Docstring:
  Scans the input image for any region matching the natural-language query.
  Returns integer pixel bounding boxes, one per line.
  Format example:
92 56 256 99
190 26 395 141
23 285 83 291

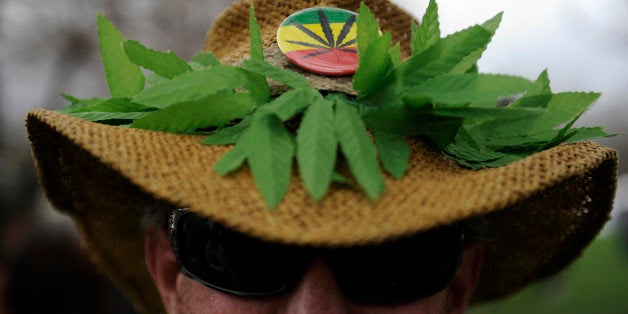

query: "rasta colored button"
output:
277 7 358 76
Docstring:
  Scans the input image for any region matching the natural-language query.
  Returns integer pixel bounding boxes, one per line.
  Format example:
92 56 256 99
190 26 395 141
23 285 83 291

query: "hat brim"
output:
27 109 616 311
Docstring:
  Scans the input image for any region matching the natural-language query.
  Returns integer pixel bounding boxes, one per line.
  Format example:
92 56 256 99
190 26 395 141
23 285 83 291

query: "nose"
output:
281 259 348 313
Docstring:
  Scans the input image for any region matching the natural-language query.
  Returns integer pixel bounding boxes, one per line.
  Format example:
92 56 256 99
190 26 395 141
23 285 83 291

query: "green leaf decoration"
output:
450 12 502 74
69 98 151 113
389 43 401 66
58 96 106 114
243 59 311 89
564 127 612 143
69 111 150 122
262 88 319 121
57 4 611 207
411 0 440 55
473 92 601 139
188 52 221 70
202 118 252 145
296 98 337 200
354 32 393 97
146 73 169 86
364 106 461 139
96 14 145 98
374 131 410 179
214 145 247 175
403 74 534 107
357 2 380 61
123 40 191 79
398 25 493 87
249 4 264 61
510 70 552 108
240 111 295 208
130 93 257 132
132 65 269 108
335 100 385 200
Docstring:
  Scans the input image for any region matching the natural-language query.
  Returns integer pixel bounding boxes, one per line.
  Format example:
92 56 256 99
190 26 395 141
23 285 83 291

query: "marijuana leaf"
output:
96 14 145 98
335 100 385 200
249 4 264 61
296 97 337 200
188 52 221 70
374 131 410 179
214 145 247 176
240 110 295 208
123 40 191 79
130 93 257 132
403 74 534 107
203 118 252 145
412 0 440 55
132 65 269 108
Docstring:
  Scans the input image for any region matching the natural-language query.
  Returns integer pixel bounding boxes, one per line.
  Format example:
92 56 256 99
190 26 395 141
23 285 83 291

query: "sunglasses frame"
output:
168 208 465 304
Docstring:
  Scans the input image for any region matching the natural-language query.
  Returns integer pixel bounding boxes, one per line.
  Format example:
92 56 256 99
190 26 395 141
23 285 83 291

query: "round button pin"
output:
277 7 358 76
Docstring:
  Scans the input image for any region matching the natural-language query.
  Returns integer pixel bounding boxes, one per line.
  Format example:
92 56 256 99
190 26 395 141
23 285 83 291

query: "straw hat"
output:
26 0 617 313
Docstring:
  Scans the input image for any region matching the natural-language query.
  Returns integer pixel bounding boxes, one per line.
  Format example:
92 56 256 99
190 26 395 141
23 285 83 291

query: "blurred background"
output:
0 0 626 312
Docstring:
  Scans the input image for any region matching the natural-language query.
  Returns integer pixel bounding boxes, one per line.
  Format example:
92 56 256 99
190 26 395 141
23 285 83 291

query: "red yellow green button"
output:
277 7 358 76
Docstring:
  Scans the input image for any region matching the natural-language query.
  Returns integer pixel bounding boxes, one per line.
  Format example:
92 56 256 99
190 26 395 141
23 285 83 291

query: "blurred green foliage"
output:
470 232 628 314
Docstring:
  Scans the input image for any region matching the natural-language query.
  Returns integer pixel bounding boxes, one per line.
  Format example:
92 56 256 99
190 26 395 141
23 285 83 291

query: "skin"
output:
146 227 483 314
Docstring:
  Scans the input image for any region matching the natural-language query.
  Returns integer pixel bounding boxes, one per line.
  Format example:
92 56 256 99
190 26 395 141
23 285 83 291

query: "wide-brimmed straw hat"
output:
26 0 617 313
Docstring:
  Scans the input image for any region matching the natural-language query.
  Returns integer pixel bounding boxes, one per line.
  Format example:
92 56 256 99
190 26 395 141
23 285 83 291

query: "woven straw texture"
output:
27 109 616 312
25 0 618 313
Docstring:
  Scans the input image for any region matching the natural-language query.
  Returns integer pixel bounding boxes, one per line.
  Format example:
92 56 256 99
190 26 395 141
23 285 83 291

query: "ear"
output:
145 227 183 313
447 243 484 314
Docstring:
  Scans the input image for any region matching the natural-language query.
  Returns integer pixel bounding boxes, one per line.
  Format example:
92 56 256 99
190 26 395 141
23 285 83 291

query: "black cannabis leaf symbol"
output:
287 9 357 58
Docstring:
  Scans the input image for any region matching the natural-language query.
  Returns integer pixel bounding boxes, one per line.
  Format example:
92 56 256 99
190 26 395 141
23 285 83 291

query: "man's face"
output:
145 212 483 314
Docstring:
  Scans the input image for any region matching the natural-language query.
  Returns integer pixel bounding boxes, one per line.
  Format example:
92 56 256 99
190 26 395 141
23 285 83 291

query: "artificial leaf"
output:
411 0 440 55
397 24 493 87
189 52 221 70
390 43 401 66
131 93 257 132
357 2 380 61
240 111 294 208
296 98 337 200
430 106 542 120
472 92 601 138
403 74 534 107
527 69 552 96
146 73 168 86
262 88 319 121
214 145 247 175
364 106 462 148
123 40 191 79
70 98 152 113
335 100 385 199
249 5 264 61
96 14 145 98
332 171 349 184
510 70 552 108
450 12 503 74
69 111 150 122
374 131 410 179
354 32 393 97
243 59 311 89
203 118 252 145
58 96 106 114
132 65 269 108
564 127 612 143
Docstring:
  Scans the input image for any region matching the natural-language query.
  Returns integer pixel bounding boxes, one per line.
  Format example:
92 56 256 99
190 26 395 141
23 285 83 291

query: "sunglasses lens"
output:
327 227 464 304
172 211 307 296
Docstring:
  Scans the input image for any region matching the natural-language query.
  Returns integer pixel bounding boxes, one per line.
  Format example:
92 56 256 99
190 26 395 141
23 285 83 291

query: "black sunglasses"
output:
168 208 464 305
